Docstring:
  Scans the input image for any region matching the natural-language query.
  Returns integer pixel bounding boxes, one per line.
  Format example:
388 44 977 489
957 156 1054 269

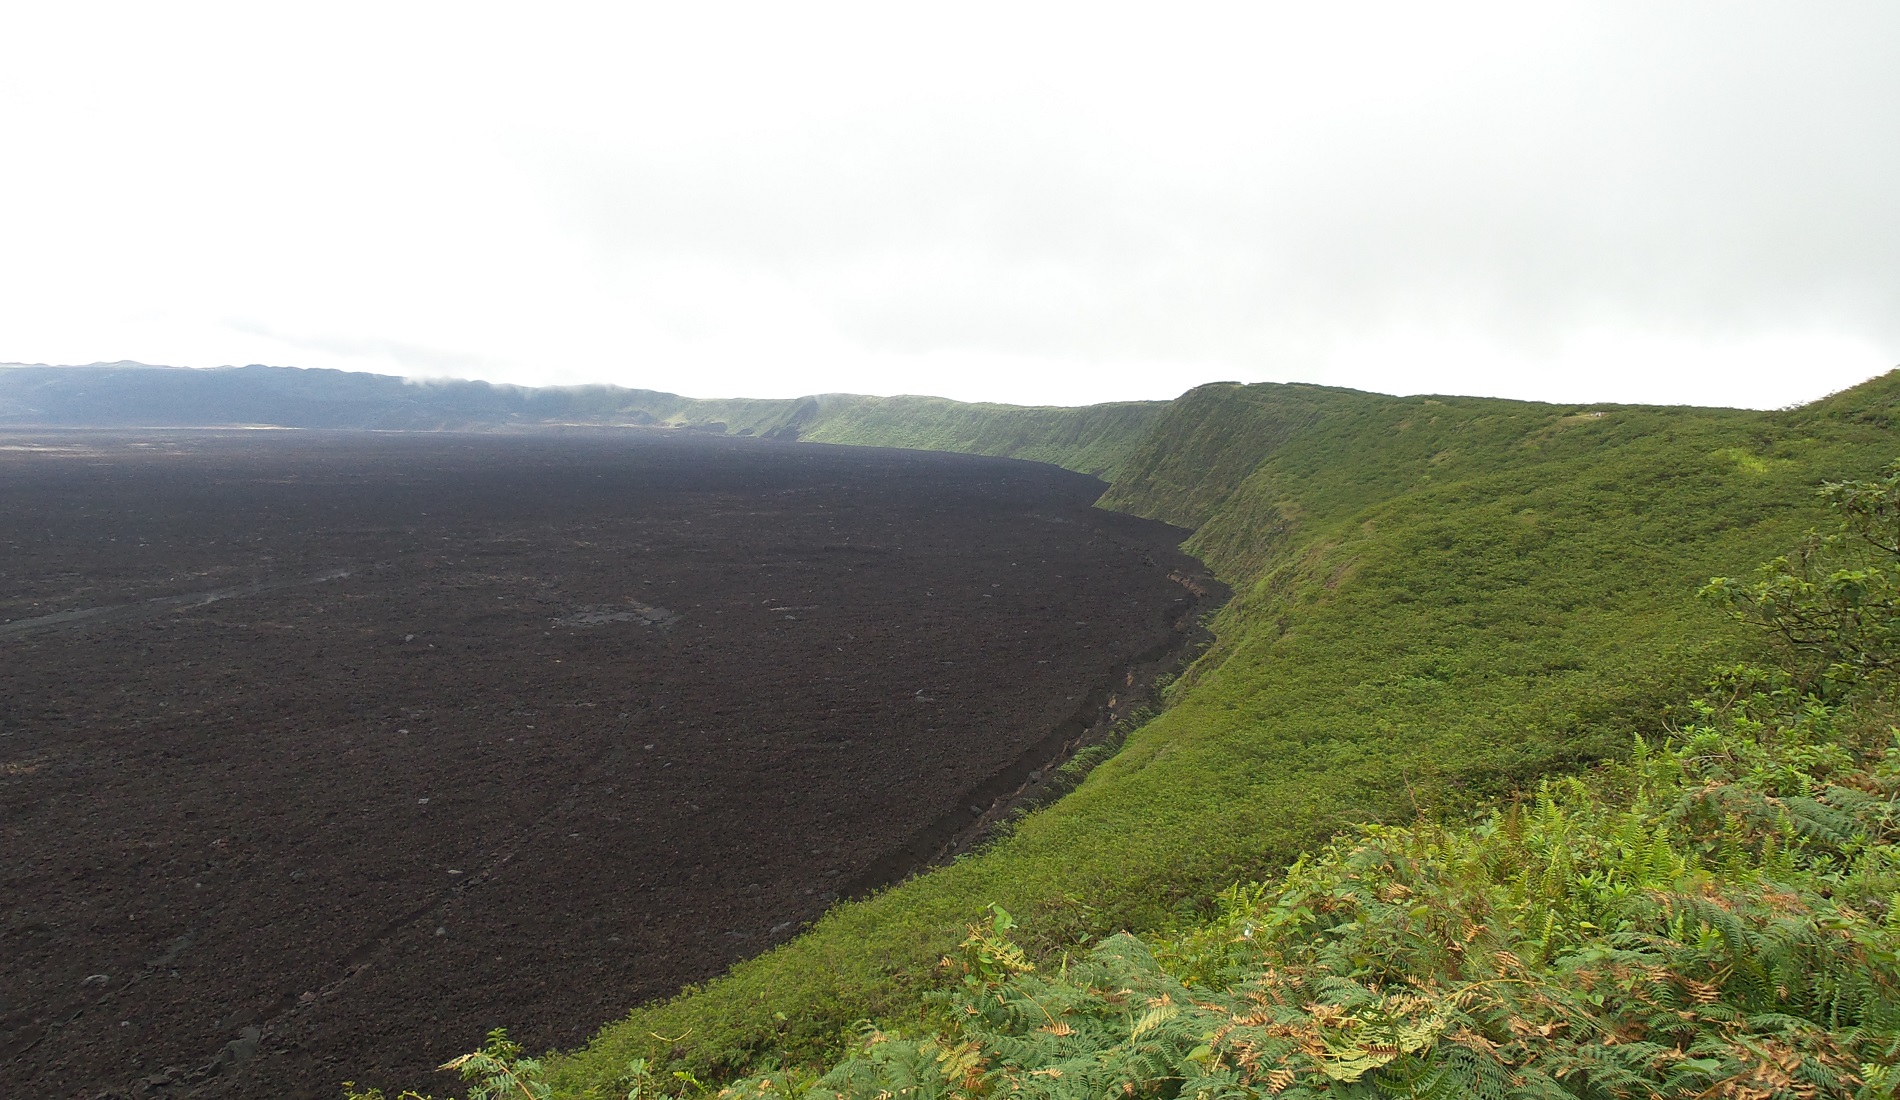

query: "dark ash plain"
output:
0 428 1214 1098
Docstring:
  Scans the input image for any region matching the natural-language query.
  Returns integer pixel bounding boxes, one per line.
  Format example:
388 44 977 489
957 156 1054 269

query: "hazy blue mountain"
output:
0 361 683 430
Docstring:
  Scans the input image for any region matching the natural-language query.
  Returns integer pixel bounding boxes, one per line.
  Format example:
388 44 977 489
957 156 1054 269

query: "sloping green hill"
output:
629 391 1166 479
791 394 1164 479
458 375 1900 1096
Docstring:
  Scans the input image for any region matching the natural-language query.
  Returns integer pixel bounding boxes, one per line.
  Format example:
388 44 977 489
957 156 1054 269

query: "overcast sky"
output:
2 3 1896 408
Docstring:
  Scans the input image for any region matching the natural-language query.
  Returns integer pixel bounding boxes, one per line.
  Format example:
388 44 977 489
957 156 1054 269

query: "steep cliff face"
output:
1099 381 1343 529
795 393 1165 479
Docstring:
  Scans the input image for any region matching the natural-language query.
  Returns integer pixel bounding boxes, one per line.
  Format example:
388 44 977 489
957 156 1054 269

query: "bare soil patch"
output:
0 429 1214 1099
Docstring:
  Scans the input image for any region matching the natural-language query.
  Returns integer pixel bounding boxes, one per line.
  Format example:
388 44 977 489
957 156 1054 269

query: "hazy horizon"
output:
4 3 1897 410
10 356 1897 414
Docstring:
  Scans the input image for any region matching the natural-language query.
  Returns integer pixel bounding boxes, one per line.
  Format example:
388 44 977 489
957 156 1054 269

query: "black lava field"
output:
0 429 1213 1098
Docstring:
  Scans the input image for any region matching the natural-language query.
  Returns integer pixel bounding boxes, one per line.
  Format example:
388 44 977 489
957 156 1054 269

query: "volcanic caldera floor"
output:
0 428 1213 1098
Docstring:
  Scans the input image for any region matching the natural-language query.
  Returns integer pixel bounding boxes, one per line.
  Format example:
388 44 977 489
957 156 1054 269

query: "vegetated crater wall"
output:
0 427 1217 1099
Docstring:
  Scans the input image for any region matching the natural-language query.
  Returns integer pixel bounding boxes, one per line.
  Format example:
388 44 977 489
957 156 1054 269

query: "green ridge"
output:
376 372 1900 1097
795 395 1165 480
626 392 1167 480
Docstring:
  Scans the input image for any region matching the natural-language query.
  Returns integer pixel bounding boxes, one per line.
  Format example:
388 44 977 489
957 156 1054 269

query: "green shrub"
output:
1706 462 1900 695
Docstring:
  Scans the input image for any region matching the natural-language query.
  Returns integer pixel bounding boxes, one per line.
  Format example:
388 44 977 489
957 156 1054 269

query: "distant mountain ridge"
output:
0 362 1168 478
0 361 763 431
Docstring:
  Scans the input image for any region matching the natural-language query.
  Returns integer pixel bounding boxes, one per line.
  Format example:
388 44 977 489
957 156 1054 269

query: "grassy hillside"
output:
792 395 1164 479
506 390 1165 479
391 374 1900 1097
685 659 1900 1100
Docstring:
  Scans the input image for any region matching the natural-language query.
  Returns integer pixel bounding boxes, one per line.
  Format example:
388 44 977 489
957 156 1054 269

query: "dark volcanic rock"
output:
0 428 1213 1099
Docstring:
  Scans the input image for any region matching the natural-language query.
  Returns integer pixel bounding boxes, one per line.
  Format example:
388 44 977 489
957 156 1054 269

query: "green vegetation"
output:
352 372 1900 1099
795 395 1165 480
688 669 1900 1099
1704 469 1900 692
605 392 1167 480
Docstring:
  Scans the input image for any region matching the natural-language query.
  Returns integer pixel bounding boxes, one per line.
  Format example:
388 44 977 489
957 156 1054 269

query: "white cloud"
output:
1 1 1895 407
